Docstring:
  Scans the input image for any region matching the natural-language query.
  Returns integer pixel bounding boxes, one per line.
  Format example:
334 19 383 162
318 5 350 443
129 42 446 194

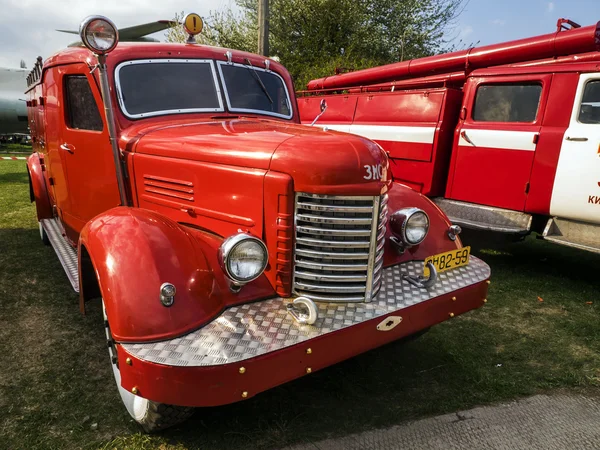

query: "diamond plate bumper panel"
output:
123 256 490 367
433 198 532 233
543 217 600 254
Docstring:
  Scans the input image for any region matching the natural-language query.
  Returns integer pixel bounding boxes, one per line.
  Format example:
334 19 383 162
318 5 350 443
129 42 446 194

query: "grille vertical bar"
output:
293 193 388 302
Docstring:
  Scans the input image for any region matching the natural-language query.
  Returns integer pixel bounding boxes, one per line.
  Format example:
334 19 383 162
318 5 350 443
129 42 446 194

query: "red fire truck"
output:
25 15 490 431
298 19 600 253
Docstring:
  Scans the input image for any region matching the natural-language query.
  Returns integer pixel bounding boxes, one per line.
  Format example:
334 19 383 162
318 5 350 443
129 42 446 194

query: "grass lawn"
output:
0 143 32 155
1 159 599 449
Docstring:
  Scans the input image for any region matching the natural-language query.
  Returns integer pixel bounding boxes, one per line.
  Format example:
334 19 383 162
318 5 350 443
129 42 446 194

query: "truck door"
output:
43 67 70 217
448 75 549 211
550 74 600 223
58 64 120 233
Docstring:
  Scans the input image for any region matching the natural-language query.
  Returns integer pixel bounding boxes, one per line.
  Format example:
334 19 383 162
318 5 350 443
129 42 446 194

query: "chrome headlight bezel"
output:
218 233 268 285
390 207 430 246
79 15 119 55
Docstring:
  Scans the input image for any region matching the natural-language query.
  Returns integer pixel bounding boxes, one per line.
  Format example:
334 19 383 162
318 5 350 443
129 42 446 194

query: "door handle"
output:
60 143 75 153
566 136 588 142
460 130 475 146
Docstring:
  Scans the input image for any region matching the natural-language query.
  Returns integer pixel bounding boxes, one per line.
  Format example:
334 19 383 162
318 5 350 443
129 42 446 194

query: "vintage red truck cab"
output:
299 19 600 254
25 15 490 431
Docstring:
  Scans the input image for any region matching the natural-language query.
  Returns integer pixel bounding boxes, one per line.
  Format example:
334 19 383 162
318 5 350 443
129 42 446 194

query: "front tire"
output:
102 301 194 432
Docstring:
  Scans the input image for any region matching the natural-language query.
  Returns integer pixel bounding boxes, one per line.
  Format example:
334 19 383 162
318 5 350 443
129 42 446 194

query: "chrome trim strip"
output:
364 196 381 302
295 281 367 293
295 248 369 259
297 193 375 201
295 260 369 271
297 213 372 225
297 202 374 213
294 271 368 282
296 225 372 236
296 237 371 248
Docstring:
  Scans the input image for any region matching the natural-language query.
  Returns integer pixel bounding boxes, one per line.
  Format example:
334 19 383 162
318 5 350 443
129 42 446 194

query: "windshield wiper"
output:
244 58 273 105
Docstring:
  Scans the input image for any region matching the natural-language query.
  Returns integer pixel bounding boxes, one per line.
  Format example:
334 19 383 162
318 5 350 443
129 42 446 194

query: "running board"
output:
542 217 600 254
433 198 532 234
41 218 79 292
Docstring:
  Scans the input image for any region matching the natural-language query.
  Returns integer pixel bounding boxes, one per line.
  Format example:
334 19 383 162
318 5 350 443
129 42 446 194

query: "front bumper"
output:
117 257 490 407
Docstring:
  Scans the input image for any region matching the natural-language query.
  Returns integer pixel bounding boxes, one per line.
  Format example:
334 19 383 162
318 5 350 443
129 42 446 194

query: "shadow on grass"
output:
0 170 28 185
464 229 600 285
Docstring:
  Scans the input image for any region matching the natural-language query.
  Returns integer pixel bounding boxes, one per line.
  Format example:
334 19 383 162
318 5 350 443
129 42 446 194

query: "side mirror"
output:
320 99 328 113
311 99 328 126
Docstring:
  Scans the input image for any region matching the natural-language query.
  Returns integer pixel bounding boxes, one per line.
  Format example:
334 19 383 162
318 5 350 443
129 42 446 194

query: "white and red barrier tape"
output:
0 156 26 160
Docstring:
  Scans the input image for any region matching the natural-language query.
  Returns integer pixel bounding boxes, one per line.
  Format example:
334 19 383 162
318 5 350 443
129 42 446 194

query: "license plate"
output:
423 246 470 277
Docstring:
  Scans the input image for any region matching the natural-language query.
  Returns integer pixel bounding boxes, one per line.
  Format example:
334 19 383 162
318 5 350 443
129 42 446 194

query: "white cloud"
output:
547 2 555 12
459 25 474 39
0 0 236 68
491 19 506 26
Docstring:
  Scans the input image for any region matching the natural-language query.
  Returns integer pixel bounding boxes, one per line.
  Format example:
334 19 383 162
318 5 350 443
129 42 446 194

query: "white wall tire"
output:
102 301 194 432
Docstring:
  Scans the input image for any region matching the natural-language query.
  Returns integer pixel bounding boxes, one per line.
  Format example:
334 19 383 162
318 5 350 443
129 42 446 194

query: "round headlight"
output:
390 208 430 246
219 233 268 284
79 16 119 55
405 210 429 245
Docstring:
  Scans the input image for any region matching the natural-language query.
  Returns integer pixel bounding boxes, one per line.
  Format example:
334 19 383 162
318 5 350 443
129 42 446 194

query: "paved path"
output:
288 394 600 449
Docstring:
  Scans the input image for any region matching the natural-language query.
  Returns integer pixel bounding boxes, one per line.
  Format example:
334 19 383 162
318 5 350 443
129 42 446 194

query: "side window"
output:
578 80 600 124
473 83 542 123
64 76 103 131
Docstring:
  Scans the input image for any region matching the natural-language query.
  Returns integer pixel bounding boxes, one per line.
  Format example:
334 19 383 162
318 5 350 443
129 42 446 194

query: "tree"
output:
166 0 466 88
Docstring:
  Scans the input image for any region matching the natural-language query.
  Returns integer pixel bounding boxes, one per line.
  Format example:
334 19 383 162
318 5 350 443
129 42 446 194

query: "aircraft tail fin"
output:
57 20 178 45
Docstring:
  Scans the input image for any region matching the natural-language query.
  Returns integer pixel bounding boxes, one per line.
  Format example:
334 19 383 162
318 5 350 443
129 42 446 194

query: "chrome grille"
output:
293 193 388 302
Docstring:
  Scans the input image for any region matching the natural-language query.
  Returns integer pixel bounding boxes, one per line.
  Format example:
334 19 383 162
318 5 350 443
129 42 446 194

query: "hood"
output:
131 118 391 194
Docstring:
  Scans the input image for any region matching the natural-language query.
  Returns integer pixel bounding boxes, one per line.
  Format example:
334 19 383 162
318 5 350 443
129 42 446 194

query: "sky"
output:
454 0 600 47
0 0 599 69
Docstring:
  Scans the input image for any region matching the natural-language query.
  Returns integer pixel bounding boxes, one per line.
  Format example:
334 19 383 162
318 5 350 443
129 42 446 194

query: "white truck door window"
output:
550 74 600 223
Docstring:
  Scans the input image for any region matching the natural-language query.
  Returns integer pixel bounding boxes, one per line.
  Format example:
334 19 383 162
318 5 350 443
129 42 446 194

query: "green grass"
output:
1 160 599 449
0 143 32 154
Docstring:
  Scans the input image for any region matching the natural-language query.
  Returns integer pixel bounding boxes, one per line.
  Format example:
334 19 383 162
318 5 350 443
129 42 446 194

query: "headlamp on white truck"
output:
79 16 119 55
219 233 268 287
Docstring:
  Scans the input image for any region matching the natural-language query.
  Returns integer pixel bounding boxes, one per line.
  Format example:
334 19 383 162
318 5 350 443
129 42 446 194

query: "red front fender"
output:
79 207 225 342
26 153 52 220
383 183 462 266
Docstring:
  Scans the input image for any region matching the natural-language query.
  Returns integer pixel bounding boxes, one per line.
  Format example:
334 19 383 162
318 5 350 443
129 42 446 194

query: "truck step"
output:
41 218 79 292
542 217 600 254
433 198 532 234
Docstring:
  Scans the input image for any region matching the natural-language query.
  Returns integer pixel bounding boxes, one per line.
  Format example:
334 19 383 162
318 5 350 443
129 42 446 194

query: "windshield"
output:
115 59 293 120
217 62 292 119
116 60 224 118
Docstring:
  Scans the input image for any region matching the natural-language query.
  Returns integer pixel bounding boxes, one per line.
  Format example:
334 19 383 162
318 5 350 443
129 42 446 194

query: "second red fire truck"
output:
299 19 600 254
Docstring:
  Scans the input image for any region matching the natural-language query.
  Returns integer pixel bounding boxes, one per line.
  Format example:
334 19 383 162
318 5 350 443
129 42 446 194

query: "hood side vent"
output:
143 174 194 202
